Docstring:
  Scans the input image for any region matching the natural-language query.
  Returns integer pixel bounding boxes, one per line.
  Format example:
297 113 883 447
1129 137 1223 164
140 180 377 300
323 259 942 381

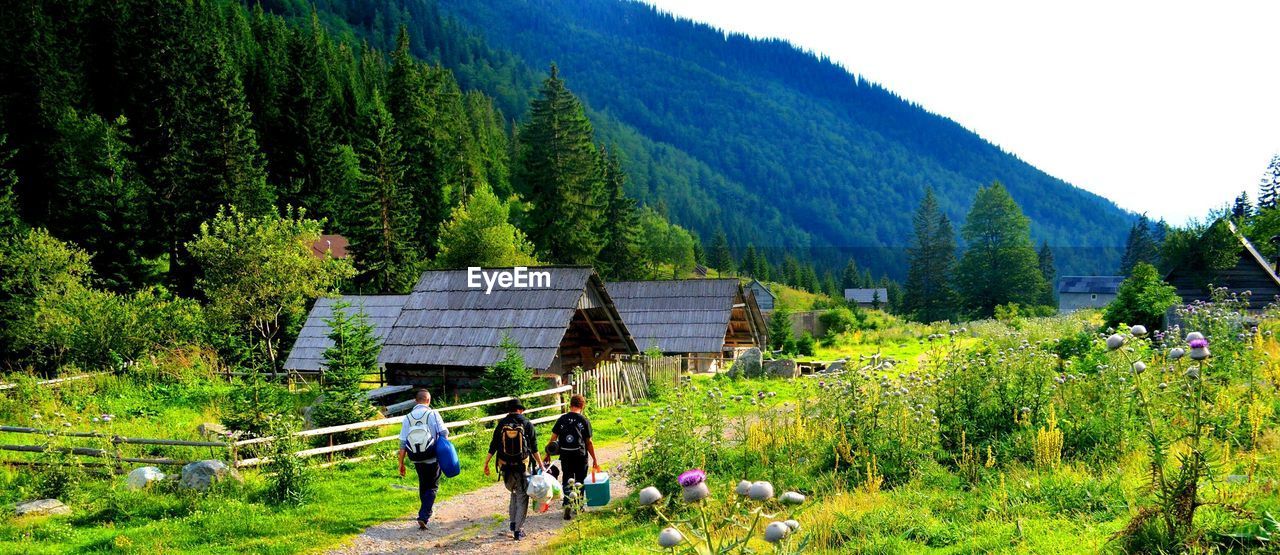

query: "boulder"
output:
729 348 763 378
819 360 846 374
764 359 799 379
179 460 242 491
125 466 166 490
14 499 70 517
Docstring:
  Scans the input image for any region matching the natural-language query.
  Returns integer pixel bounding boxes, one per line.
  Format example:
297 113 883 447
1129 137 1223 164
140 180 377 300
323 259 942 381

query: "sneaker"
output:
417 520 428 531
564 507 573 521
514 530 526 541
509 522 515 532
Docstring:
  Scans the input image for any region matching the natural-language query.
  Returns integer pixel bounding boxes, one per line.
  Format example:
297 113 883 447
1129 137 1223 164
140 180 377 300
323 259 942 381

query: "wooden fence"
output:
0 385 574 472
571 356 681 408
0 373 101 392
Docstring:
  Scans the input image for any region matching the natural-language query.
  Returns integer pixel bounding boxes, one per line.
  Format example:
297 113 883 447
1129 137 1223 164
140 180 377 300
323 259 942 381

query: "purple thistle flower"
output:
1189 338 1209 349
678 469 706 487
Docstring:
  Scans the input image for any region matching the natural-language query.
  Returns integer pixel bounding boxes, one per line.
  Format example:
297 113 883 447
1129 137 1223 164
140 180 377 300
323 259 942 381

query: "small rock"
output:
179 460 242 491
15 499 70 517
126 466 166 490
764 359 799 379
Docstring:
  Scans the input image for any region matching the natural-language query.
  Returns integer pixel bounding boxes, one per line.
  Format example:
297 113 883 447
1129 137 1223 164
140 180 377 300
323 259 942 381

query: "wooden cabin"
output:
746 279 776 313
1057 276 1124 312
1164 220 1280 314
607 279 767 373
282 295 408 373
378 267 635 393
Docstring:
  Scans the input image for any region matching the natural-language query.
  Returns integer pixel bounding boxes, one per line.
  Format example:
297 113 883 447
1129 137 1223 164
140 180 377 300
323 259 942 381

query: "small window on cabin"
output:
1091 294 1097 300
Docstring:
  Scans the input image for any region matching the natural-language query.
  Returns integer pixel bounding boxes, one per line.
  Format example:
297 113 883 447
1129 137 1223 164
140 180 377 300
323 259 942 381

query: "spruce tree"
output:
953 182 1046 318
740 244 759 278
1260 154 1280 210
841 259 861 291
1120 215 1160 276
709 230 735 277
0 133 22 239
903 189 957 322
516 65 604 264
1232 191 1254 220
595 147 644 279
348 90 420 293
1037 241 1056 307
313 303 381 443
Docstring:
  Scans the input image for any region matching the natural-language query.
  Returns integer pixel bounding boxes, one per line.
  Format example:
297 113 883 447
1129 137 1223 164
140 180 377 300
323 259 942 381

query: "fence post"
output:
111 436 124 474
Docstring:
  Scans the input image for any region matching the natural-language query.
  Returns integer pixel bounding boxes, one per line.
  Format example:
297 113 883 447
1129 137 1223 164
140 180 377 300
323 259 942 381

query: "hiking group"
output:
398 390 600 541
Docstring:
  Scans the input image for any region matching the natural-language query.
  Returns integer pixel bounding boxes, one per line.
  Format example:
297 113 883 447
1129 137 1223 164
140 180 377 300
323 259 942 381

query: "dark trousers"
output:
500 463 530 532
413 461 441 522
560 452 588 506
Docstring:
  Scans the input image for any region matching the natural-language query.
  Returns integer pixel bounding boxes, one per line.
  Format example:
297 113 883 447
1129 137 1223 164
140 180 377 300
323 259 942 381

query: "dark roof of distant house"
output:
1057 276 1125 294
378 267 633 370
844 288 888 303
311 234 348 259
283 295 408 371
608 279 742 354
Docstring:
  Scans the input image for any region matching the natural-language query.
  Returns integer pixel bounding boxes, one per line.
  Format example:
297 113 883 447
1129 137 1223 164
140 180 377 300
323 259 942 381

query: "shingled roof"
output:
378 267 634 371
608 279 746 354
844 288 888 304
283 295 408 371
1057 276 1125 294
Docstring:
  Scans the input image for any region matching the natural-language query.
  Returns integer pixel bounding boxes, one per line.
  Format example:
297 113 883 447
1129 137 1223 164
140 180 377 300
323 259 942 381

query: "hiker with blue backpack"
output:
398 389 449 530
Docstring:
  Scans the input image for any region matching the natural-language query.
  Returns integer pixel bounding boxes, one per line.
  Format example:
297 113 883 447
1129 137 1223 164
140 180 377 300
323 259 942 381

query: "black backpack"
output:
497 417 529 464
557 415 586 454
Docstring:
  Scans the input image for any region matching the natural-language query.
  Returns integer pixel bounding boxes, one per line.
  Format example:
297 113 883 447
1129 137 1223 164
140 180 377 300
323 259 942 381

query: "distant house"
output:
1164 220 1280 312
283 295 408 372
607 279 767 373
746 279 775 312
378 267 635 392
1057 276 1124 312
310 234 349 259
844 288 888 309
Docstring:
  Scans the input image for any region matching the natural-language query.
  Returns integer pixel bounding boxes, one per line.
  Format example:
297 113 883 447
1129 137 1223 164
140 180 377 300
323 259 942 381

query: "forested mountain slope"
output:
303 0 1130 275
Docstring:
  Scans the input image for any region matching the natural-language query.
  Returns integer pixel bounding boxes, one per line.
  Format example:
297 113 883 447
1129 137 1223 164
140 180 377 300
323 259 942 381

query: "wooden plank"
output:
0 373 100 392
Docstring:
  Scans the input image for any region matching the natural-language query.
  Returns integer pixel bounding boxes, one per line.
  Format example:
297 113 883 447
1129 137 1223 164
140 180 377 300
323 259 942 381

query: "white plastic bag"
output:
527 472 562 504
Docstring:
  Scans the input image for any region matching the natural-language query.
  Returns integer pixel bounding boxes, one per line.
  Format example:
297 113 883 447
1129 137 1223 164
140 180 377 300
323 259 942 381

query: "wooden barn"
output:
607 279 767 373
378 267 636 392
1165 220 1280 313
746 279 775 313
282 295 408 373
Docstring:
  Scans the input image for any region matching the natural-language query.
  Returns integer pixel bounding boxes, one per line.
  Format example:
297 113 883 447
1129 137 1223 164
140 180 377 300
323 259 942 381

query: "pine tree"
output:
50 111 150 291
1119 215 1160 276
903 189 957 322
1037 241 1056 307
841 259 860 291
313 302 380 442
595 147 644 279
1232 191 1254 220
953 182 1046 318
0 133 22 239
1260 154 1280 210
348 90 421 293
516 65 604 264
740 244 759 278
709 230 735 277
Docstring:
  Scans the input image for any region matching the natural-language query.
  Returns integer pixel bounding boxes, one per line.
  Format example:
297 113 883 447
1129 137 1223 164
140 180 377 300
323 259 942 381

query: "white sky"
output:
643 0 1280 224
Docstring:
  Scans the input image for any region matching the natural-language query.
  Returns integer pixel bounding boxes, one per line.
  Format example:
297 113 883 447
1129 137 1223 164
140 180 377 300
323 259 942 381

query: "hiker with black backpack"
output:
398 389 449 530
547 394 600 521
483 400 544 541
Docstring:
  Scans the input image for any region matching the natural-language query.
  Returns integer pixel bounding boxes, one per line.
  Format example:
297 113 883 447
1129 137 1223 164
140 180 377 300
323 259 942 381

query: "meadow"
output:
549 299 1280 554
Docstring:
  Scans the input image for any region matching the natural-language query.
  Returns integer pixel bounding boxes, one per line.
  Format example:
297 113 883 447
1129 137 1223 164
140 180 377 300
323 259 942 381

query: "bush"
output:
263 415 311 506
1103 262 1180 331
796 333 816 356
819 307 857 337
222 373 294 439
479 335 538 400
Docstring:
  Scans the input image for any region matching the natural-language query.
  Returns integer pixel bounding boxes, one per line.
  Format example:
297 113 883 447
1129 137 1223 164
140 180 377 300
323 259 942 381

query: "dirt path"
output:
327 443 632 555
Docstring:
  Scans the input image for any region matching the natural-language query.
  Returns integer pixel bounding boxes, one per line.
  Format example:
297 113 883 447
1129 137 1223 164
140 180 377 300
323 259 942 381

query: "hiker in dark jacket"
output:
547 394 600 520
483 400 543 541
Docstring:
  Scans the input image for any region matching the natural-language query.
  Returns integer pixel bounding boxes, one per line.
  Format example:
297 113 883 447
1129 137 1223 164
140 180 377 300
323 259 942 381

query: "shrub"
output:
767 309 793 352
222 373 294 439
795 333 815 356
263 415 311 506
818 307 857 337
1103 262 1180 331
479 335 538 400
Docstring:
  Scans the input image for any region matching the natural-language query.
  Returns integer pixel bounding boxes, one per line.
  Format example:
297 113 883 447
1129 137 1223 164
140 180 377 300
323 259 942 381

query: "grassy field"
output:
0 370 796 554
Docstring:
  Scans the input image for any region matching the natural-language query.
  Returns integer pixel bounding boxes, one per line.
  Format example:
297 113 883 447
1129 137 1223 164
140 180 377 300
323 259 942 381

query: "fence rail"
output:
0 373 101 392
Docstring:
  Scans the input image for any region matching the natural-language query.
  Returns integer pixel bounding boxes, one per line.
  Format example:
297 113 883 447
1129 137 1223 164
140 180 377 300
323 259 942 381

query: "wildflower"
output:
1106 334 1125 351
1183 367 1200 380
748 481 775 501
736 480 752 496
62 422 71 428
1169 347 1185 360
31 414 41 420
1188 338 1210 360
615 417 623 424
784 519 801 531
780 491 806 505
1130 325 1148 337
679 469 710 502
1132 361 1146 374
658 527 684 548
638 486 664 506
764 521 791 543
1158 382 1168 390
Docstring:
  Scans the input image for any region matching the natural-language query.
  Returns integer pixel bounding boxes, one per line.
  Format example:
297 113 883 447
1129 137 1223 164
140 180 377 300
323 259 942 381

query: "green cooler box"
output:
583 472 610 507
